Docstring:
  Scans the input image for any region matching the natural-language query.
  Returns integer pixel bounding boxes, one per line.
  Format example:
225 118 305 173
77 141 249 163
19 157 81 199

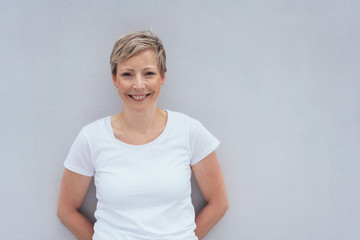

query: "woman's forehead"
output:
117 50 159 71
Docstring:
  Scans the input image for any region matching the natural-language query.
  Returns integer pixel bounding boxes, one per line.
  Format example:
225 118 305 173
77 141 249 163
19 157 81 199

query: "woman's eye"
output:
146 72 155 76
121 73 131 77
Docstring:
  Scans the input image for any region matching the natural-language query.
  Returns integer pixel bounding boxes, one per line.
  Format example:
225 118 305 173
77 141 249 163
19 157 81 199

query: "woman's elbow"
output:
57 204 75 224
210 198 229 218
220 200 229 217
57 206 67 223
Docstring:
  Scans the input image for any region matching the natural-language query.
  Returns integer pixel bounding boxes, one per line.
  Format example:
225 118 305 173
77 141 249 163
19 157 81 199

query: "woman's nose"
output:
133 75 145 89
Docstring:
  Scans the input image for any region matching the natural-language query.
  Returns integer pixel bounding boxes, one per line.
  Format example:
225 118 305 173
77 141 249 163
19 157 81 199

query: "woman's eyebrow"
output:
118 68 134 71
143 67 157 71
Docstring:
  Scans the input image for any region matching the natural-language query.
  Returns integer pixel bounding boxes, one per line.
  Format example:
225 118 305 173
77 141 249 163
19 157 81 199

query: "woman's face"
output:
112 49 165 112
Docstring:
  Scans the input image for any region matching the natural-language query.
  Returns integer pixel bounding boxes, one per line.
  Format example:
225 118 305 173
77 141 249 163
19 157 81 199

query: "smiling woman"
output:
57 30 228 240
112 49 165 113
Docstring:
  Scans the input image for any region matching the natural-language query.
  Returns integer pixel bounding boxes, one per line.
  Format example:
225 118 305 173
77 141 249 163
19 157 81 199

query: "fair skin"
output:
57 49 228 239
192 151 229 239
110 49 167 144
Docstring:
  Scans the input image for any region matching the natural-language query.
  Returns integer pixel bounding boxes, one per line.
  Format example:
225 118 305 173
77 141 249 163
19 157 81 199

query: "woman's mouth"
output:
128 93 151 101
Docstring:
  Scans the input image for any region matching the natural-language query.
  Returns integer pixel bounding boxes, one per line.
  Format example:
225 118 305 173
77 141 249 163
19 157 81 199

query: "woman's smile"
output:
128 93 151 101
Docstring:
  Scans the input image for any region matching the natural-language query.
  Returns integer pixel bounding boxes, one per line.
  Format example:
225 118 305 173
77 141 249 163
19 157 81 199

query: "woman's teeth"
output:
132 95 146 100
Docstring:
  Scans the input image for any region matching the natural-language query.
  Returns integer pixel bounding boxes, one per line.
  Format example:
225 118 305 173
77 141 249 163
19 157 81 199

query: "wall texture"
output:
1 0 359 239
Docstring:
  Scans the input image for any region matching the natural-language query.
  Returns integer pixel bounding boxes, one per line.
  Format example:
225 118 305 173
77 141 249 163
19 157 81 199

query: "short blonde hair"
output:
110 30 167 77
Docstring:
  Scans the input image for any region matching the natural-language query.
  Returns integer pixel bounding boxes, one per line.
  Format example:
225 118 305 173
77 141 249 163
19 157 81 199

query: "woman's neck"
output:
114 106 167 134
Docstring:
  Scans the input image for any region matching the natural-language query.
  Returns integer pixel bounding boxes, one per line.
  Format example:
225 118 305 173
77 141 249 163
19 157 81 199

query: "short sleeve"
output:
64 128 95 176
189 119 220 166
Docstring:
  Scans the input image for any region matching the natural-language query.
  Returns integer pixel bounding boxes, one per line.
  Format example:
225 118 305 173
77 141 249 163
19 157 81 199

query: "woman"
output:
57 30 228 240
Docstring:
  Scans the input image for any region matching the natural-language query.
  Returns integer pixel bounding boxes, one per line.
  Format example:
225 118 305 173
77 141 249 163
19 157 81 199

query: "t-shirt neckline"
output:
105 109 171 148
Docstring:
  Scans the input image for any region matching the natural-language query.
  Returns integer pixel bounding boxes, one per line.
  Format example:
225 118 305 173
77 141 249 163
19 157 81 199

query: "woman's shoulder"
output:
80 116 110 135
166 110 206 133
166 109 198 122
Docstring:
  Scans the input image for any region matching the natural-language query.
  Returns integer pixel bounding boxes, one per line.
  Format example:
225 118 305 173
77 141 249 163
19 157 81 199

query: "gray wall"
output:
1 0 359 239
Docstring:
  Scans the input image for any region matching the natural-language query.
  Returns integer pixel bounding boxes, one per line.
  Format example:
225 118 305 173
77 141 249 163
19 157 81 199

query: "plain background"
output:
1 0 359 239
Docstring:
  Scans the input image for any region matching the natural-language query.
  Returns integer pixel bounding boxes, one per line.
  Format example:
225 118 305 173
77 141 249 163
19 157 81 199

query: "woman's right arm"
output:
57 169 94 240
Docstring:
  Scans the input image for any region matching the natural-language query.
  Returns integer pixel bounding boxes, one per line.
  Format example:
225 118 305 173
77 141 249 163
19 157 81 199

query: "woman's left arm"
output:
191 151 229 239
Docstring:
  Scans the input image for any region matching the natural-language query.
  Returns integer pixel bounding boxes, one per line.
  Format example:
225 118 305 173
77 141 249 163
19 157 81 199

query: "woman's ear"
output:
112 74 117 87
161 73 166 86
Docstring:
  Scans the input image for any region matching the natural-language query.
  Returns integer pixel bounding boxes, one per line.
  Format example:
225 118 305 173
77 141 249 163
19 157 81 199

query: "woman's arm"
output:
57 169 94 240
191 151 229 240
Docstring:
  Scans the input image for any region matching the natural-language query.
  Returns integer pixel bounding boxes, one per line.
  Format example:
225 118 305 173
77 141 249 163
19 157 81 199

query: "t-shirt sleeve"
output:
64 128 95 176
189 118 220 166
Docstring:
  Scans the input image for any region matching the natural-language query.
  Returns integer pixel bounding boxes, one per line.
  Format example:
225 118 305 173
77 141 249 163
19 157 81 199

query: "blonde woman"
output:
57 30 228 240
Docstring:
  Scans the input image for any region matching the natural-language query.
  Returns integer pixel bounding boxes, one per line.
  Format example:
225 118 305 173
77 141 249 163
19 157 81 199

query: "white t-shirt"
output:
64 110 220 240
